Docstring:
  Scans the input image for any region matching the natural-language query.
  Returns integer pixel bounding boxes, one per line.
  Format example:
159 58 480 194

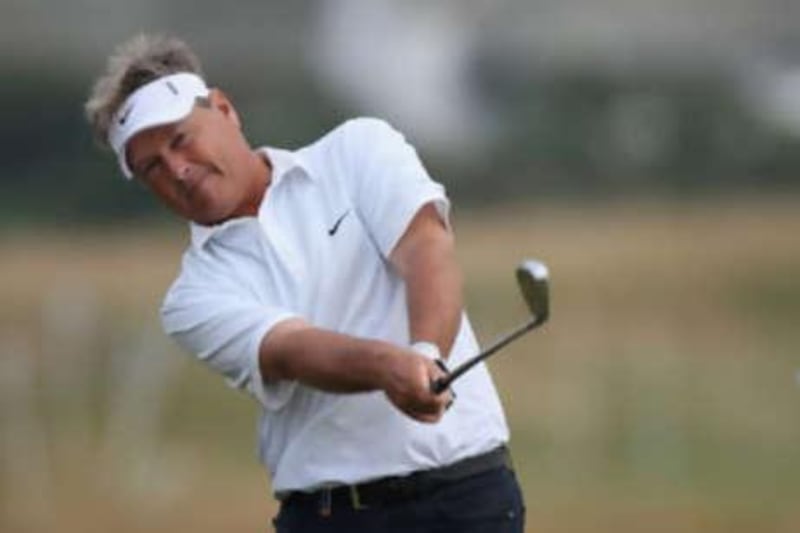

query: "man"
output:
85 34 525 532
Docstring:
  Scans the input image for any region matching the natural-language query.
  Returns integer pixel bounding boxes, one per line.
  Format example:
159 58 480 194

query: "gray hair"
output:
84 34 204 147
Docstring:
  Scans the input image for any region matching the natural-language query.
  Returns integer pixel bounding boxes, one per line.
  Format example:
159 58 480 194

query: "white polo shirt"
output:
161 117 509 494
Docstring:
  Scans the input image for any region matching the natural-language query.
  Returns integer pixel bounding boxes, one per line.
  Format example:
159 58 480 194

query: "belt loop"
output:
349 485 369 510
318 488 332 517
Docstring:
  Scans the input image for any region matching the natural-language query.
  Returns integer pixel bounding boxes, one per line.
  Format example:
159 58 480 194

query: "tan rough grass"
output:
1 197 799 532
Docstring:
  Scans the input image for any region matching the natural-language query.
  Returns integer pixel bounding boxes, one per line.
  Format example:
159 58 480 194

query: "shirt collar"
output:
189 146 311 249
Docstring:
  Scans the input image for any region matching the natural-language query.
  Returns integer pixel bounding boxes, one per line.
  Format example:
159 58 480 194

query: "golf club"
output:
431 259 550 394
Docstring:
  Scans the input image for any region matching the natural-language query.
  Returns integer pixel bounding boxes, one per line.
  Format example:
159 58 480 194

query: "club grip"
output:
430 376 449 395
430 359 451 395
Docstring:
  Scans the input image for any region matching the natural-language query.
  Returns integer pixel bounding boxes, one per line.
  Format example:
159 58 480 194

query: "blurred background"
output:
1 1 799 531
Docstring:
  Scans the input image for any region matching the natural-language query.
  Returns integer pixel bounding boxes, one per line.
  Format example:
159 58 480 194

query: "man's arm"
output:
389 203 464 359
259 318 451 423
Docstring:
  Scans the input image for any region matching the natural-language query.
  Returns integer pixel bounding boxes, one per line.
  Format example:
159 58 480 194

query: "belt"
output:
282 445 512 515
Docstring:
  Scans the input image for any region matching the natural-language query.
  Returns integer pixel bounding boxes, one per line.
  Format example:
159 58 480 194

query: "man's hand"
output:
381 349 453 423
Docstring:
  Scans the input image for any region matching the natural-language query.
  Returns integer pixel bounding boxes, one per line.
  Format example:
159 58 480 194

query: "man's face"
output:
125 89 266 225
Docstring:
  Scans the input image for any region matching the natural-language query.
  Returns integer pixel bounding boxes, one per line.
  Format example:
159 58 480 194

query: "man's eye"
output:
140 159 162 180
173 132 188 148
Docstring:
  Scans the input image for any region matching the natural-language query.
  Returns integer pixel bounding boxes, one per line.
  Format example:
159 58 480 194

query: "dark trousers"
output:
271 465 525 533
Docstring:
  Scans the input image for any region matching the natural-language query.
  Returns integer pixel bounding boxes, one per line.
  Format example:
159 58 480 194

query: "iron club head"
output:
430 259 552 394
516 260 549 325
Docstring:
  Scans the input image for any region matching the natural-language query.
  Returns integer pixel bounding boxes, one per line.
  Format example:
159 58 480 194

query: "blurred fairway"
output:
1 197 798 532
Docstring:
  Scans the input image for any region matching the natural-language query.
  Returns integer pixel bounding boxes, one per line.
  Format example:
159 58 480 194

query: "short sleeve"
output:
342 118 451 256
161 280 298 411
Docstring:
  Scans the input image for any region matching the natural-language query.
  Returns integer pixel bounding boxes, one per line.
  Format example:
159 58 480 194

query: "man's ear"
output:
208 88 241 128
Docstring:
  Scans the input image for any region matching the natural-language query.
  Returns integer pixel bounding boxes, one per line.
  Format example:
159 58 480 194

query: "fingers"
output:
382 351 453 423
428 358 455 409
409 358 453 421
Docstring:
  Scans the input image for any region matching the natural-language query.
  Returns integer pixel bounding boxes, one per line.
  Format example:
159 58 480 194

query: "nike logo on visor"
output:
118 105 134 125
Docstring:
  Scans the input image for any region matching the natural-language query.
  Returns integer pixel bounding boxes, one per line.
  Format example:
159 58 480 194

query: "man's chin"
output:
182 201 230 226
192 211 230 226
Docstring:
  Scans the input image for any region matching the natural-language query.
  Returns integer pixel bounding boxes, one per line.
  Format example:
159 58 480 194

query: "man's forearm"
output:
402 234 463 358
258 319 453 422
390 204 464 359
259 322 396 393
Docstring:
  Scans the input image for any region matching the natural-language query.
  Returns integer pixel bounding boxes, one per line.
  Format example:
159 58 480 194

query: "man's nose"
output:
164 153 192 181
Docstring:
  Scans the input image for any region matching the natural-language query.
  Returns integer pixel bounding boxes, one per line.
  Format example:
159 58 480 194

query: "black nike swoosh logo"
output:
328 209 351 236
118 105 134 125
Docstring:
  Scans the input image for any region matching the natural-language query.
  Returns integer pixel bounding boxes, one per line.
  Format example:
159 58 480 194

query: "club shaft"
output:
432 316 539 394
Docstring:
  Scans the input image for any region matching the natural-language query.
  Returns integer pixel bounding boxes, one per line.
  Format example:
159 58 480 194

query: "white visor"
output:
108 72 210 178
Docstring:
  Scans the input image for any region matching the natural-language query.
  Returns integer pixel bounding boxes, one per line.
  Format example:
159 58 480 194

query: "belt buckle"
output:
349 485 369 510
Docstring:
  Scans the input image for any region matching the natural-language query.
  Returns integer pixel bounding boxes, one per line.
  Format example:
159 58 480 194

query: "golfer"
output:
85 34 524 532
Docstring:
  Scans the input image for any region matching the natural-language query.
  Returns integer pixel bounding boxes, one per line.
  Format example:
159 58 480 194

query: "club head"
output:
516 260 549 325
